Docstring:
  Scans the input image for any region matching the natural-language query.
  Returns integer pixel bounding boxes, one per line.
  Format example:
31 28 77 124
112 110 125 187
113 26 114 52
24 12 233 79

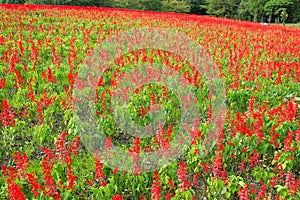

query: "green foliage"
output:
202 0 226 17
280 8 288 23
112 0 162 11
289 0 300 22
202 0 239 18
0 0 25 4
24 0 111 7
264 0 294 23
140 0 162 11
238 0 269 22
161 0 191 13
189 0 206 14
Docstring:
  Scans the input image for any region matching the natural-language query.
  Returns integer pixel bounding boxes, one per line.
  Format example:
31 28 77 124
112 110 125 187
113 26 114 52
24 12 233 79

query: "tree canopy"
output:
1 0 299 23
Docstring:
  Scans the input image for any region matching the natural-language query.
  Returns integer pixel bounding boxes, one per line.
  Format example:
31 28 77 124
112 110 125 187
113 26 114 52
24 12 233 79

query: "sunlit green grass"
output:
284 23 300 28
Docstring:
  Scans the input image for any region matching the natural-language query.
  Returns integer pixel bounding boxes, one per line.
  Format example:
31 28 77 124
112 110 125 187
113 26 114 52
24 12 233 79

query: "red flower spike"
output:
167 178 174 192
7 178 26 200
152 171 161 200
140 195 146 200
94 151 105 181
112 194 122 200
177 161 191 191
26 173 41 198
166 193 175 200
0 98 16 127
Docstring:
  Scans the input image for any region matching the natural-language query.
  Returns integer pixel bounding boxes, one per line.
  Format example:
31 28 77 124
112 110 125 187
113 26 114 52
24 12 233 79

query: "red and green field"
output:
0 4 300 200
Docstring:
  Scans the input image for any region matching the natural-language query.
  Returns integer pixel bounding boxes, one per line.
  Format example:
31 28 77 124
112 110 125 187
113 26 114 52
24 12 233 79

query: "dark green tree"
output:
289 0 300 22
203 0 240 18
112 0 135 9
238 0 268 22
140 0 162 11
202 0 225 17
264 0 294 23
24 0 111 6
0 0 25 3
237 0 252 20
161 0 191 13
189 0 206 14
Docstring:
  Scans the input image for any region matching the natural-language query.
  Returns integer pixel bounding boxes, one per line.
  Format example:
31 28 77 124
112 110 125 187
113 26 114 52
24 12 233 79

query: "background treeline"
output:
1 0 299 23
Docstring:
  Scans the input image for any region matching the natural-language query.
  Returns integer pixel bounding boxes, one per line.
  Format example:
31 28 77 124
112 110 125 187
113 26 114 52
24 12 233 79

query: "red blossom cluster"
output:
0 3 299 200
1 133 80 199
151 171 161 200
177 161 191 191
0 98 16 127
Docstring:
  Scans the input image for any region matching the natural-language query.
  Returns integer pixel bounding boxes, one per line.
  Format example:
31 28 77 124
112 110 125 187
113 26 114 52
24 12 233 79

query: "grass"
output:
284 23 300 28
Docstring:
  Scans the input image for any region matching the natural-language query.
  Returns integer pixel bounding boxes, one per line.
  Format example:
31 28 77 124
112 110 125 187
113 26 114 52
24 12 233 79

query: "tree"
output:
237 0 268 22
264 0 294 23
141 0 162 11
0 0 25 3
202 0 225 17
111 0 130 8
203 0 240 18
25 0 112 6
189 0 206 14
161 0 191 13
237 0 252 20
289 0 300 23
280 8 288 23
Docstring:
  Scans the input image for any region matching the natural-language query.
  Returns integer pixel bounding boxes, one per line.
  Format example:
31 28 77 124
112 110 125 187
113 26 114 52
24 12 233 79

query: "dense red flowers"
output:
152 171 161 200
1 3 299 200
0 98 16 127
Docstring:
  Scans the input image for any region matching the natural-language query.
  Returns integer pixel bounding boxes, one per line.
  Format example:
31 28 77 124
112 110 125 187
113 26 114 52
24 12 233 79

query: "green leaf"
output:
238 181 245 187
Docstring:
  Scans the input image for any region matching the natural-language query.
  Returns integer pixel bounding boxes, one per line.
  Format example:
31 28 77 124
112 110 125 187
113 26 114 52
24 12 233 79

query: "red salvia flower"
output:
41 148 60 199
67 160 76 190
0 78 6 89
167 178 174 192
270 176 277 187
0 98 16 127
200 162 210 173
239 186 250 200
140 195 146 200
128 136 141 175
7 178 26 200
94 151 106 181
166 193 175 200
248 150 259 168
152 171 161 200
13 152 30 179
177 161 191 191
55 132 68 163
256 180 267 200
26 173 41 198
112 194 122 200
285 172 298 195
86 180 93 186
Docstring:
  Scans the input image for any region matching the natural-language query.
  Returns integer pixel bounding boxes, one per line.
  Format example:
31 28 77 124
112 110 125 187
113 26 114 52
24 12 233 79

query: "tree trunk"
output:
254 8 258 22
